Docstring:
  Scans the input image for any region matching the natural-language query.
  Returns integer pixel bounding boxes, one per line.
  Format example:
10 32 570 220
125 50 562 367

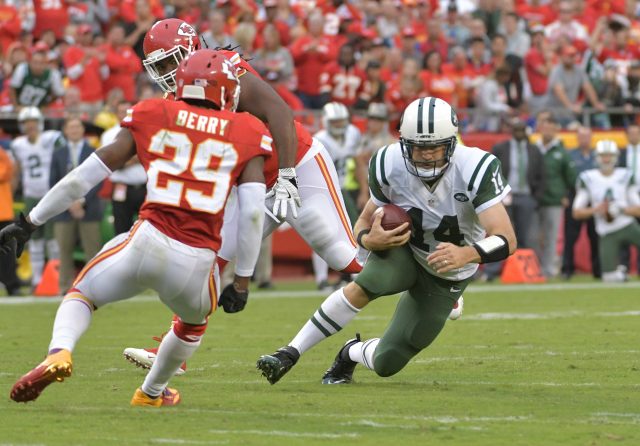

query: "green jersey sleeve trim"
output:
467 152 492 192
380 146 390 186
368 150 390 204
472 158 509 209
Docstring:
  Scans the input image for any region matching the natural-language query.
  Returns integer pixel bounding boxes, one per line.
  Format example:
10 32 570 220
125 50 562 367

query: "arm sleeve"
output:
234 182 267 277
29 154 112 226
368 147 391 206
572 188 590 210
9 63 27 88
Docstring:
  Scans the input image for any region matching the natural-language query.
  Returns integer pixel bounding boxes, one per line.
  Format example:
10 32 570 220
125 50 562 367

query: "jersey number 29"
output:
146 130 238 213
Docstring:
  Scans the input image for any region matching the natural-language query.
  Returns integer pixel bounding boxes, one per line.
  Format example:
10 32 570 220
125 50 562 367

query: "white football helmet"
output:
322 102 349 138
399 97 458 180
595 140 619 171
18 106 44 133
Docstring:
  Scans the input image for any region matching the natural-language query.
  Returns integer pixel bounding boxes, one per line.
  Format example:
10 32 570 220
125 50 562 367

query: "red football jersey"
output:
33 0 69 39
121 98 273 251
218 50 314 187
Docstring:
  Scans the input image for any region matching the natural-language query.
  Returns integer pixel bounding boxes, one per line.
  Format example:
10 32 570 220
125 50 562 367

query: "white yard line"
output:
208 429 359 439
2 281 640 305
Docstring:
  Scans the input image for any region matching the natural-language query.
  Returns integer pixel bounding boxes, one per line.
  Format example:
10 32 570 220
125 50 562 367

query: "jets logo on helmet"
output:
143 19 202 94
399 97 458 180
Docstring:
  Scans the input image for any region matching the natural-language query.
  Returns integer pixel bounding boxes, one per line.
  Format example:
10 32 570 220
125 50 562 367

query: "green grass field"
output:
1 280 639 446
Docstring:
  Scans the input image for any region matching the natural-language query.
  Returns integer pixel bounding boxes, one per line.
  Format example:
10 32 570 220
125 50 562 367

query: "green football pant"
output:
355 244 470 377
599 222 640 273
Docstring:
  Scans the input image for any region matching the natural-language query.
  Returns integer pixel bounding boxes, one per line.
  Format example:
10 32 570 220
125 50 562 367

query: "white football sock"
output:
29 239 45 286
312 252 329 284
141 329 200 397
48 297 93 353
348 338 380 371
289 287 359 354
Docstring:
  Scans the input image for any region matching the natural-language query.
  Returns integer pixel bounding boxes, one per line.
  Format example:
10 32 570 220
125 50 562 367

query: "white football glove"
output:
267 167 302 220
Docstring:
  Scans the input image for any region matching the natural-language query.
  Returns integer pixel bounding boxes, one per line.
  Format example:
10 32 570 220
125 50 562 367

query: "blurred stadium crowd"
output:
1 0 640 296
1 0 640 128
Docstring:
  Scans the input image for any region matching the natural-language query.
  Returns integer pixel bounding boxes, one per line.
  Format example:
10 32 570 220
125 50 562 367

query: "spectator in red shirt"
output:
525 25 555 114
516 0 557 27
443 46 474 109
0 1 21 56
545 0 588 48
420 17 448 61
319 43 368 108
420 50 457 106
252 23 302 111
385 74 424 127
594 17 640 74
63 24 108 112
354 60 385 110
33 0 69 40
397 25 422 62
102 23 142 103
123 0 158 60
255 0 290 48
290 11 336 109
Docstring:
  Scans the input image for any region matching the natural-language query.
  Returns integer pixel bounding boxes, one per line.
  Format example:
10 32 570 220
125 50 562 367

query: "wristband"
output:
473 234 510 264
356 229 370 249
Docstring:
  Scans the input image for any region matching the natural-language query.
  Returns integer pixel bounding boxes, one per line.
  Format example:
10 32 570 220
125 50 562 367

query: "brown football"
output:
371 204 412 233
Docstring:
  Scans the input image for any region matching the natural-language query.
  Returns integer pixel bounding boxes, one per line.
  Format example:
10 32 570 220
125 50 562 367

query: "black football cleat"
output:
321 333 362 385
256 346 300 385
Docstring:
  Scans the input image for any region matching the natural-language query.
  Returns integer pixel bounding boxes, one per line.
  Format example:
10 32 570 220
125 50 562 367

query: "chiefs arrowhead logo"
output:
177 23 196 37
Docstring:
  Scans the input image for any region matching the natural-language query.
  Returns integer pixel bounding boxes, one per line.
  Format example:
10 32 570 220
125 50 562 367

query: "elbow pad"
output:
235 182 266 277
473 235 510 264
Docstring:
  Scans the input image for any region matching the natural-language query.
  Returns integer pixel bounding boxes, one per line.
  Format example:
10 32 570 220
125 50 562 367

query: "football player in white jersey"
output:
257 97 517 385
312 102 362 290
572 140 640 282
10 107 62 287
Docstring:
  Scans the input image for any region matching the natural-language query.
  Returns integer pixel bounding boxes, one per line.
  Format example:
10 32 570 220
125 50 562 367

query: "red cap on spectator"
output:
78 24 93 35
32 41 49 53
263 0 278 7
402 26 416 38
362 27 378 40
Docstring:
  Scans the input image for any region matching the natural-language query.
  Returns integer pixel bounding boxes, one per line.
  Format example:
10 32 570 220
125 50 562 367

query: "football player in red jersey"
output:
122 19 364 374
1 50 272 407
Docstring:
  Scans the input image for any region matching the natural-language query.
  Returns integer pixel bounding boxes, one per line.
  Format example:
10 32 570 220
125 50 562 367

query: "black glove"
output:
218 283 249 313
0 213 35 258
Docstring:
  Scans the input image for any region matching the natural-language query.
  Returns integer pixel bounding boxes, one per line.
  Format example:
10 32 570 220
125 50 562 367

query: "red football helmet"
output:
175 49 241 112
143 18 201 93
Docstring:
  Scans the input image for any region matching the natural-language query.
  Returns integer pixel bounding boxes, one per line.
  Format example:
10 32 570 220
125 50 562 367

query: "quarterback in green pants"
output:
257 97 517 384
572 140 640 282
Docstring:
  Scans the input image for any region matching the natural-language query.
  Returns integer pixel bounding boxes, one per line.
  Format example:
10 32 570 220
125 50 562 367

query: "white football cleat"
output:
448 296 464 320
123 348 186 376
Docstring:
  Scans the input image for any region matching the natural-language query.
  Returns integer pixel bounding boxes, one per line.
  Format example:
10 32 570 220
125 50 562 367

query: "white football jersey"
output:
11 130 64 198
369 143 511 281
574 167 640 236
314 124 361 188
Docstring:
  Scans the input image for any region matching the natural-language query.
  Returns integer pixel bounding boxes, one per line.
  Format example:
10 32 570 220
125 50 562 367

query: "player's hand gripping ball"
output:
370 204 412 233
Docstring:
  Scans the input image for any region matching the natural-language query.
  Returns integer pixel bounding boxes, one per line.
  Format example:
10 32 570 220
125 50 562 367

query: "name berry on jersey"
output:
176 110 229 136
